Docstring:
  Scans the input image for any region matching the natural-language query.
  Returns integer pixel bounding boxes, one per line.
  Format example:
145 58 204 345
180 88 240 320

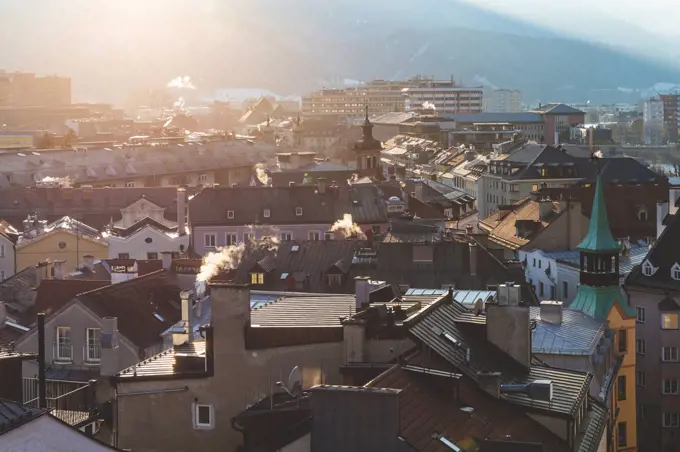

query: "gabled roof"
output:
189 184 387 227
407 298 592 417
576 176 620 253
366 353 572 452
22 278 110 326
75 270 181 349
627 206 680 293
112 216 178 238
0 265 39 307
532 103 585 115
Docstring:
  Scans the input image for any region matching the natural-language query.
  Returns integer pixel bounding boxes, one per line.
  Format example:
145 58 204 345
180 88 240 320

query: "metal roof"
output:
117 340 206 379
530 307 606 355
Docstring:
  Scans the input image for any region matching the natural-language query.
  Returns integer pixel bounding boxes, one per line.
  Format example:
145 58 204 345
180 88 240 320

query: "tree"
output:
63 128 76 147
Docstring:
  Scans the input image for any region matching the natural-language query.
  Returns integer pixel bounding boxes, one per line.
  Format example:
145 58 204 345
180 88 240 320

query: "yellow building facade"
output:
16 229 108 273
569 175 637 451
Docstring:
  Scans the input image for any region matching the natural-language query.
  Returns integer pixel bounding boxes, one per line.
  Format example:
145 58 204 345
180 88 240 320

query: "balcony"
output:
23 378 96 427
53 342 73 363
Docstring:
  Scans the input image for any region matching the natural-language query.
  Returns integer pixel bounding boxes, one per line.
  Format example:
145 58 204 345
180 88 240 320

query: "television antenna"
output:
277 365 303 398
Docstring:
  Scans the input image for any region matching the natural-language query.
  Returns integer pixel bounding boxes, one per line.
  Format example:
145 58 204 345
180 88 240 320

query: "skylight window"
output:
291 245 300 252
153 313 165 322
263 209 271 218
438 436 462 451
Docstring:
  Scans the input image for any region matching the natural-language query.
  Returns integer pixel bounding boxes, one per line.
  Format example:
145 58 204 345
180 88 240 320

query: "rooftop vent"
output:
500 380 553 402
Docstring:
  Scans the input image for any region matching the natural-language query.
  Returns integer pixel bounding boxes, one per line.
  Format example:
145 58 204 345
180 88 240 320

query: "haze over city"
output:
1 2 680 451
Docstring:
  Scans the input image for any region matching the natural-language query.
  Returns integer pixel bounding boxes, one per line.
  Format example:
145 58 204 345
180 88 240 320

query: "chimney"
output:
477 372 502 398
342 318 366 364
209 283 251 362
486 301 531 368
468 242 478 277
161 251 173 271
540 300 563 325
538 199 553 220
354 276 370 311
174 290 193 346
82 255 95 272
100 317 119 377
53 260 66 279
177 187 187 236
289 181 296 187
35 261 49 288
317 177 327 194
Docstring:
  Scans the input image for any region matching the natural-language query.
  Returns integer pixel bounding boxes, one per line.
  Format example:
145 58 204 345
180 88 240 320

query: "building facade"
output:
625 181 680 452
484 88 522 113
659 94 679 143
403 83 483 115
643 99 664 145
0 70 71 107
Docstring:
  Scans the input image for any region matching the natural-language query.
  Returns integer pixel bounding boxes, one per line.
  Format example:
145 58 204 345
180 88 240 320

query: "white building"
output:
0 226 16 281
107 224 190 260
483 89 522 113
519 241 648 304
402 85 483 115
643 99 664 145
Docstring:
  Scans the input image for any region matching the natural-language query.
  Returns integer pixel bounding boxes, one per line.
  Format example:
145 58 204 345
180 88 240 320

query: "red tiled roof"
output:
77 270 181 349
367 353 569 452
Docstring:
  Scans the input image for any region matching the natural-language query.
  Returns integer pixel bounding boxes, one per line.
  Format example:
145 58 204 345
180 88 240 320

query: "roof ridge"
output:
76 268 167 297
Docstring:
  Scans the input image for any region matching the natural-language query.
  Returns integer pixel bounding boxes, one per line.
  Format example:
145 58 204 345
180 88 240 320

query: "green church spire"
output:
576 175 620 253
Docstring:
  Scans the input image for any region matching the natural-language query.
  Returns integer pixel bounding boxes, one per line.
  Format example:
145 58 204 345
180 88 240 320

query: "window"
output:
86 328 101 362
193 404 214 429
642 260 655 276
308 231 320 241
118 253 130 259
638 404 646 420
533 258 536 267
0 244 4 258
618 329 628 353
562 281 568 299
538 260 542 269
250 273 264 285
539 282 544 297
663 412 680 428
636 306 646 323
663 346 679 362
263 209 271 218
663 379 679 395
662 313 679 330
327 274 342 286
226 233 237 246
617 375 627 401
55 327 72 361
199 174 208 183
147 252 158 260
280 232 292 241
295 207 303 216
637 371 646 387
617 422 627 447
227 210 235 219
125 181 135 188
204 233 216 249
636 339 646 355
673 263 680 281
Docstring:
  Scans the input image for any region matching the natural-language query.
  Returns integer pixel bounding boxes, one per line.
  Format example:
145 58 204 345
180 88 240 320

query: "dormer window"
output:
642 260 657 277
637 206 648 222
263 209 271 218
672 263 680 281
227 210 235 219
295 207 303 216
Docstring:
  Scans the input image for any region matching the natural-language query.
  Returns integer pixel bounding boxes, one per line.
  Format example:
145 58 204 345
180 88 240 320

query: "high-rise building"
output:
0 70 71 107
659 93 679 143
643 99 664 144
402 78 483 115
483 88 522 113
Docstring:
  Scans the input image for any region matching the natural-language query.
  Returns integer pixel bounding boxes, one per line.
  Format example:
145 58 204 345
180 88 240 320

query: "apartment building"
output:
0 70 71 107
402 81 483 115
660 94 679 143
643 99 664 145
484 88 523 113
626 181 680 452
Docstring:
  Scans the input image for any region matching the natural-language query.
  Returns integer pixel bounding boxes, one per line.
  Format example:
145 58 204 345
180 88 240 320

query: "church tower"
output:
353 106 383 179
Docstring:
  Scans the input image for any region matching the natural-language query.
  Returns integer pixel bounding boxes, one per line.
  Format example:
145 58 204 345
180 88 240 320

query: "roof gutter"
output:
117 386 188 397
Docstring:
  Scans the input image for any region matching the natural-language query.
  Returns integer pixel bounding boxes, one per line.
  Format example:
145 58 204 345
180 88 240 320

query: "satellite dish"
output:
473 298 484 316
277 366 303 398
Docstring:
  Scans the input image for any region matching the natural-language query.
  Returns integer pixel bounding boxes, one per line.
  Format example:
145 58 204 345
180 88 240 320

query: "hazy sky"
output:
463 0 680 38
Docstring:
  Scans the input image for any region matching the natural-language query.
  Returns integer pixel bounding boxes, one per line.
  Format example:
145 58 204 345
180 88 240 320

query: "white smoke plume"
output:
195 234 281 295
167 76 196 90
331 214 366 240
422 101 437 111
38 176 73 187
592 150 603 159
254 163 270 186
